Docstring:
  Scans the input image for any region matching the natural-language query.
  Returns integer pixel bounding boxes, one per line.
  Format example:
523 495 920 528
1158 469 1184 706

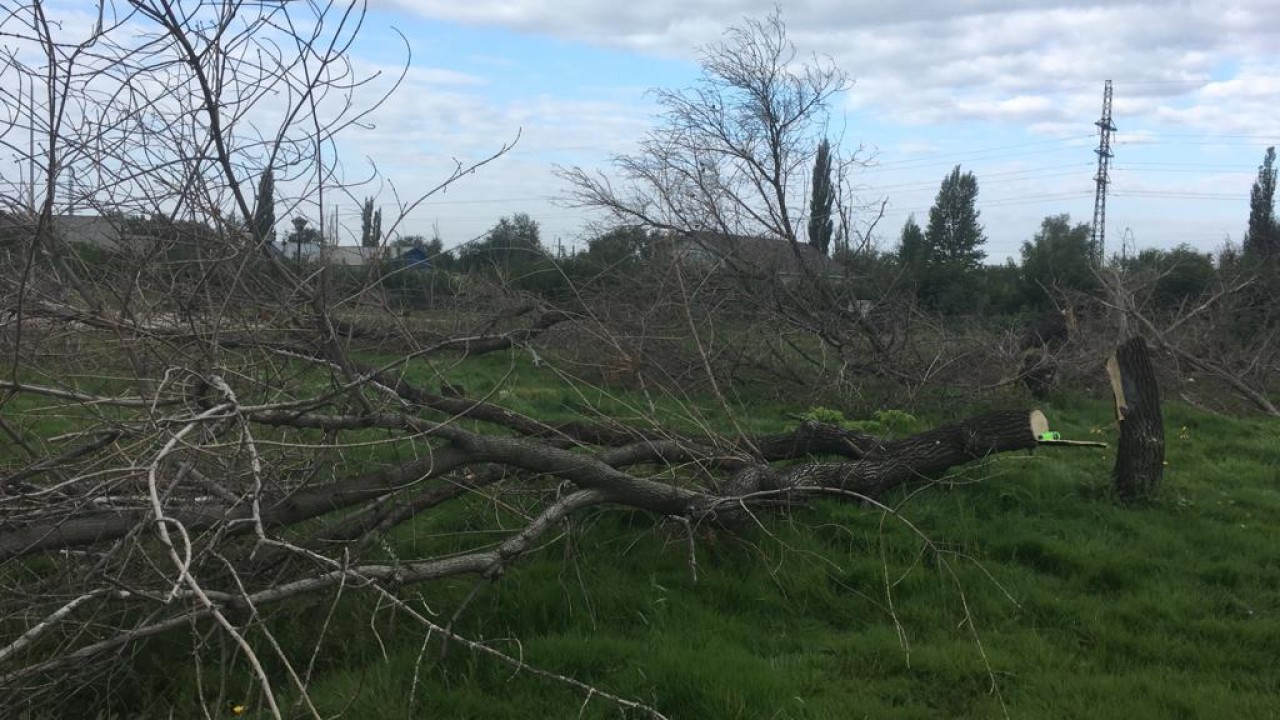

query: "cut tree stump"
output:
1107 336 1165 500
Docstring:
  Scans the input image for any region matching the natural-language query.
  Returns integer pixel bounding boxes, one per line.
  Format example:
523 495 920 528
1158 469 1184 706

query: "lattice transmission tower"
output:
1090 80 1116 264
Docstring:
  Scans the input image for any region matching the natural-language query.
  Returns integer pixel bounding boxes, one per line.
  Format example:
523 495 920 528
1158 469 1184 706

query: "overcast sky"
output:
332 0 1276 262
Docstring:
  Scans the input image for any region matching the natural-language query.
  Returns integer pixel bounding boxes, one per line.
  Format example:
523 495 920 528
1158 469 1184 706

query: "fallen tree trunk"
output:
0 394 1090 704
0 407 1054 561
718 410 1043 499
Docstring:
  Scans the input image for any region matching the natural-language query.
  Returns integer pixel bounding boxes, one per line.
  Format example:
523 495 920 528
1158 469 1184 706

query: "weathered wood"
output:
1030 410 1049 436
718 410 1046 500
1037 439 1108 448
1108 336 1165 500
0 408 1085 560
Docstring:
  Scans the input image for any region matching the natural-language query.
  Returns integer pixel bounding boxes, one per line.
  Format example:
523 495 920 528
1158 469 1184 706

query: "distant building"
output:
274 241 412 267
0 213 132 250
0 213 230 254
53 215 133 249
0 212 436 270
318 245 387 266
666 231 842 282
393 245 432 270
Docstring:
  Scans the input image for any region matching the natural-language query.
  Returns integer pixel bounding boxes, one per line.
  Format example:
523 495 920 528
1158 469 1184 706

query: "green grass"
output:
9 349 1279 719
112 385 1280 719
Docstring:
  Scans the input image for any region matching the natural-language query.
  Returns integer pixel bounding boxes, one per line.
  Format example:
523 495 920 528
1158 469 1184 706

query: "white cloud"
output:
320 60 656 246
1153 65 1280 136
363 0 1280 256
384 0 1278 135
14 0 1259 253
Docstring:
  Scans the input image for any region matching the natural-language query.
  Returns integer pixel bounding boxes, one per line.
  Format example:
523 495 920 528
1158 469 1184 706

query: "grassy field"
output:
75 348 1275 720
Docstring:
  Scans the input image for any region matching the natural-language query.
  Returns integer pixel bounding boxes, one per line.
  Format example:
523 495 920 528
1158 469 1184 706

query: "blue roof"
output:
398 246 431 268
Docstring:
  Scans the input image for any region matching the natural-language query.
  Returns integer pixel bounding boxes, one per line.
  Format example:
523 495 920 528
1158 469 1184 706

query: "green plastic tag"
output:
1038 431 1061 441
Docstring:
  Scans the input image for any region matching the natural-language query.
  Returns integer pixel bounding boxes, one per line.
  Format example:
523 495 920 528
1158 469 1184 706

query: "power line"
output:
1113 161 1253 171
1116 138 1280 148
1112 190 1240 201
864 135 1092 173
872 164 1090 192
1137 132 1280 140
883 190 1095 218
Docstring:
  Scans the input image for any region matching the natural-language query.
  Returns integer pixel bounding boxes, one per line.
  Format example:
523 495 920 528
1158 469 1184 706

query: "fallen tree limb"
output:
2 397 1100 713
716 410 1043 499
0 448 471 559
331 307 571 357
0 408 1065 561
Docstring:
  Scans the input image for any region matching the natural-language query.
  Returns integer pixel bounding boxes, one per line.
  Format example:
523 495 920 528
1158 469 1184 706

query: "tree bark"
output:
0 449 472 559
0 409 1055 560
1108 336 1165 500
716 410 1042 499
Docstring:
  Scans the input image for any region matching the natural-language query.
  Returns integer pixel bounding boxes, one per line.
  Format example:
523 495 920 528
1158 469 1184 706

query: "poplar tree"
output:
251 168 275 243
897 215 926 269
361 197 382 248
807 138 834 255
1244 146 1277 260
924 165 986 270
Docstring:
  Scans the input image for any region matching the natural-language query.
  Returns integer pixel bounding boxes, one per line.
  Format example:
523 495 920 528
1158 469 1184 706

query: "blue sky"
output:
336 1 1279 262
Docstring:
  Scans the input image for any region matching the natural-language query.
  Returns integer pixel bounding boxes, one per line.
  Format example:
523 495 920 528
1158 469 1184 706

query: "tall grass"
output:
9 349 1278 719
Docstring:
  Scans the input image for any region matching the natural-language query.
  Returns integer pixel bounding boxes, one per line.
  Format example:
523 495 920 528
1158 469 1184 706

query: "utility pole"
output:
1090 80 1116 264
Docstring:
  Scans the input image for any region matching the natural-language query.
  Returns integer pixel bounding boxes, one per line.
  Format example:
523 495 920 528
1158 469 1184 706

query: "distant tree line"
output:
386 200 1237 321
74 141 1278 323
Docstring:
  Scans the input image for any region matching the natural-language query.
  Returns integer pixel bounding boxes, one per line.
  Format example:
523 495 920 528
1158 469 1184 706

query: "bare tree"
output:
1095 261 1278 417
0 4 1091 717
561 9 859 245
558 10 917 394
